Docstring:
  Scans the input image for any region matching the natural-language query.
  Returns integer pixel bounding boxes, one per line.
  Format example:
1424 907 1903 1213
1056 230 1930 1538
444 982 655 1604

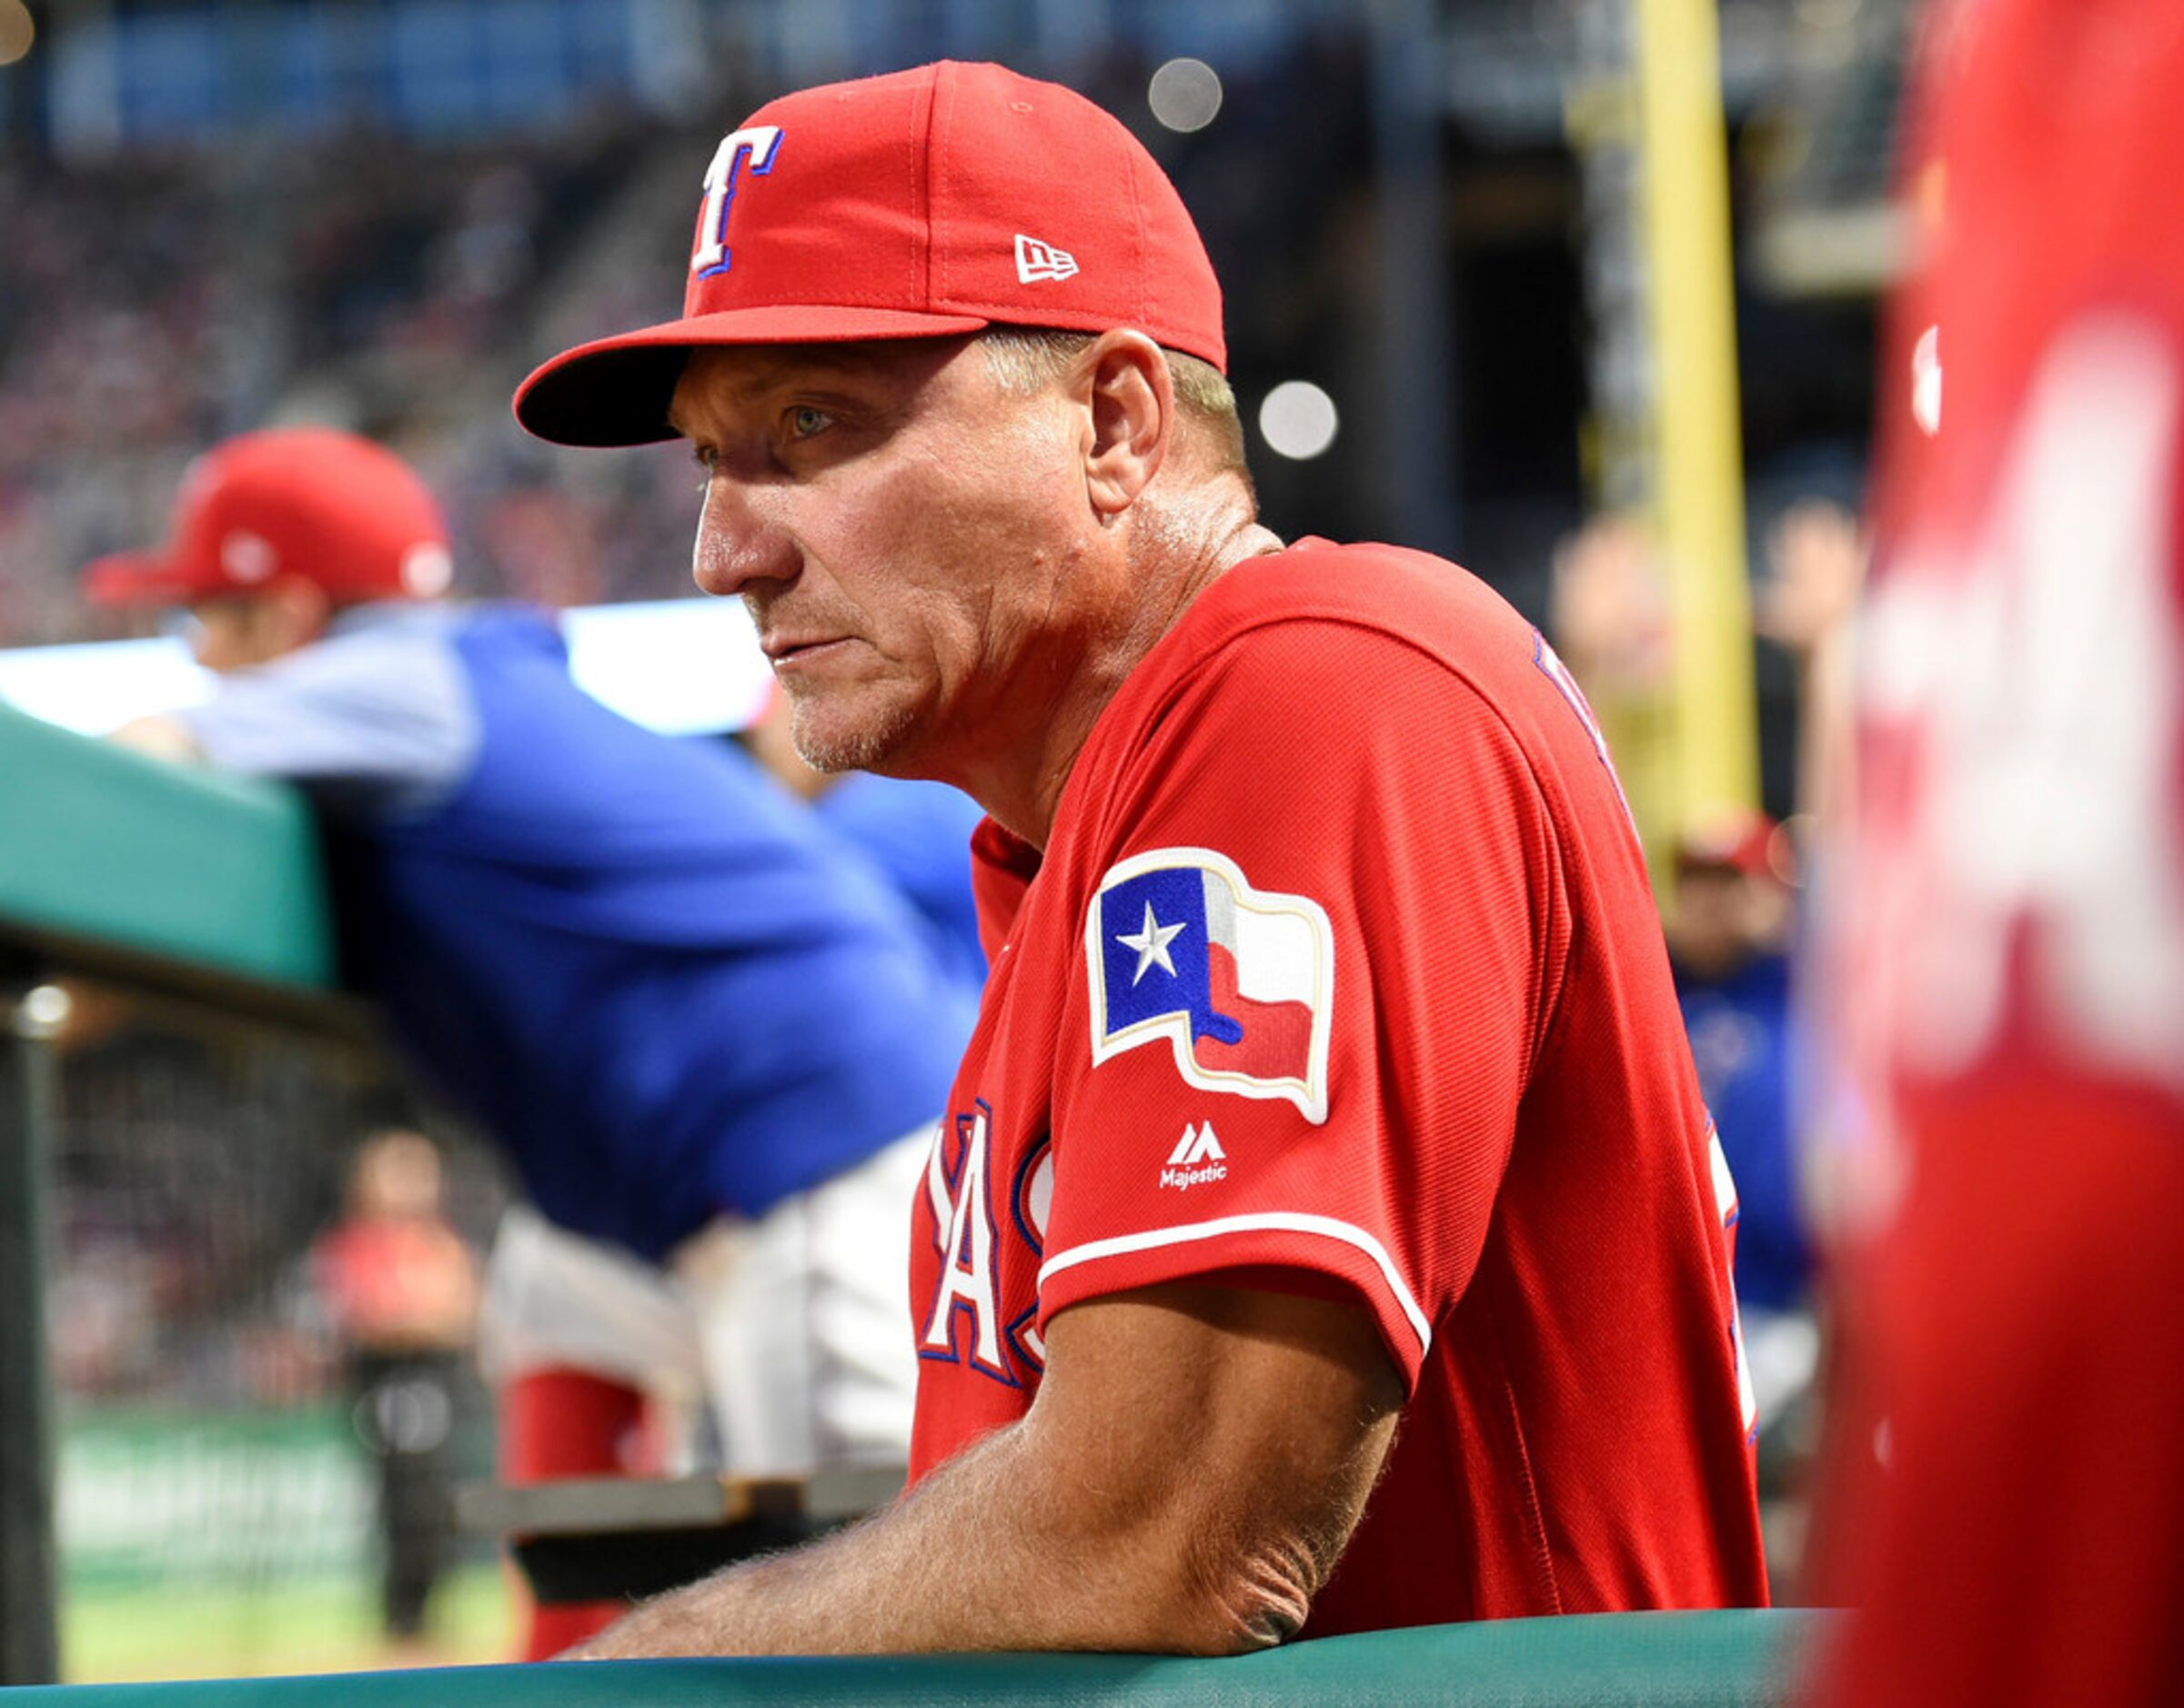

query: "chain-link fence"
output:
41 982 512 1682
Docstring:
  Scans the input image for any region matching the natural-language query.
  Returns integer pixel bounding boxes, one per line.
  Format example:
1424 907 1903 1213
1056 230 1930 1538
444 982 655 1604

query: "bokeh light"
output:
21 984 73 1035
1257 380 1340 460
0 0 34 68
1148 58 1223 134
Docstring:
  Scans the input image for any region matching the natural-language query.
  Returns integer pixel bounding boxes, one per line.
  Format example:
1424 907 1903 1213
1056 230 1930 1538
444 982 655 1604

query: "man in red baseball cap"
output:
517 61 1766 1659
83 423 991 1659
86 427 455 678
1663 811 1814 1425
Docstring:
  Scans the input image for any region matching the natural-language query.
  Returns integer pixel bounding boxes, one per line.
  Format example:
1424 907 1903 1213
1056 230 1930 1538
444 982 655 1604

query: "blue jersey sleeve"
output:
176 611 481 818
816 773 989 988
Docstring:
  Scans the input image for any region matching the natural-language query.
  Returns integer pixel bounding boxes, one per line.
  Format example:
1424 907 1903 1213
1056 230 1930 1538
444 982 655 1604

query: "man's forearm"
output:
569 1283 1400 1662
569 1419 1240 1659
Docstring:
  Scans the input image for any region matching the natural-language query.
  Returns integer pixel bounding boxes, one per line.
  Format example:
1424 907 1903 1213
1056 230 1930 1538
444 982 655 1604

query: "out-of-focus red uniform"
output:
1819 5 2184 1703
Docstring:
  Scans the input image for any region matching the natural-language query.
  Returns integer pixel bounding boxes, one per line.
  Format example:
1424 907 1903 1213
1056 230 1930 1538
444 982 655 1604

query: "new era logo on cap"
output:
1014 234 1079 284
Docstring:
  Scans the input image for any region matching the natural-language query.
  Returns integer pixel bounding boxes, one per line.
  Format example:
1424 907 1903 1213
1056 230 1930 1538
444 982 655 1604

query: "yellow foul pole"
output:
1634 0 1759 827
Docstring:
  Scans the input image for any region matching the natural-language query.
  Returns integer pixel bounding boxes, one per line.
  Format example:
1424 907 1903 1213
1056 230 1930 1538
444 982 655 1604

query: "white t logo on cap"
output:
692 126 785 277
1015 235 1079 284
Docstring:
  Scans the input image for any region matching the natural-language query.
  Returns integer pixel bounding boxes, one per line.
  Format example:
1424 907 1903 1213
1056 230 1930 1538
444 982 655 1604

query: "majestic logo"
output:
1086 849 1334 1123
1014 234 1079 283
691 125 785 277
1160 1121 1227 1191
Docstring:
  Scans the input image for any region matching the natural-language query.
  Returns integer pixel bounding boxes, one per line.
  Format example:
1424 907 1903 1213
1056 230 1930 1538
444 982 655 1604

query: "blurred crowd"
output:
0 29 1401 654
0 110 712 648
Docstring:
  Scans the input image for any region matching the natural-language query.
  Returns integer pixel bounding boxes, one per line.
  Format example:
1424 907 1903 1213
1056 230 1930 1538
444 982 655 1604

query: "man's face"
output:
1666 867 1749 976
669 337 1111 784
184 593 302 673
1666 864 1794 979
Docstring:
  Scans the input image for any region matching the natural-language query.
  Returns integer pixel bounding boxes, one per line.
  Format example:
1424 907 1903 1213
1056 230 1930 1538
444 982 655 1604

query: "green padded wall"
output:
10 1611 1827 1705
0 701 335 990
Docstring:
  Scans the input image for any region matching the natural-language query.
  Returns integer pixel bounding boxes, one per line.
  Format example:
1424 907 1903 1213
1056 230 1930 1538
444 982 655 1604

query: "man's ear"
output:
1080 330 1173 519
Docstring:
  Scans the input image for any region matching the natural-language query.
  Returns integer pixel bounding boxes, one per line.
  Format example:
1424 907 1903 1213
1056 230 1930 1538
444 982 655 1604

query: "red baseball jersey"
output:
1816 4 2184 1704
907 539 1767 1634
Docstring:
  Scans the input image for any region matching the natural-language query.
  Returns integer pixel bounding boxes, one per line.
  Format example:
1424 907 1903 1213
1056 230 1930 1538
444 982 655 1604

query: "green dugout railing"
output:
1 1610 1827 1704
0 701 337 995
2 702 346 1683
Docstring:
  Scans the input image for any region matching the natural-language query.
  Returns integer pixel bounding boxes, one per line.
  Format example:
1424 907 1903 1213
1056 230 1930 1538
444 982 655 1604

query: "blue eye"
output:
789 406 831 438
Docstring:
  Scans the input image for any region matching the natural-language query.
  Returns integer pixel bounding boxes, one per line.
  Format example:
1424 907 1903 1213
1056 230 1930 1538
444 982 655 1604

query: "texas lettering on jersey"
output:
920 1100 1049 1386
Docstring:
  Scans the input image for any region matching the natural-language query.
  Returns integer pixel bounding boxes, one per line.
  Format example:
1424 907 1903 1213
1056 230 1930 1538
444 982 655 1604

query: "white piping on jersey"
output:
1036 1212 1433 1357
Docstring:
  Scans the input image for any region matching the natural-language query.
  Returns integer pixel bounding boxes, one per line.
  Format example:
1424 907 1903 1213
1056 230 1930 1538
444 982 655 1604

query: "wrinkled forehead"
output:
667 335 984 433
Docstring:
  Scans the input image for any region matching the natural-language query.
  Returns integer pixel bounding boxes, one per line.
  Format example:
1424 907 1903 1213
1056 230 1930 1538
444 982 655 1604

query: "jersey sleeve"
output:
176 621 480 817
1037 618 1564 1392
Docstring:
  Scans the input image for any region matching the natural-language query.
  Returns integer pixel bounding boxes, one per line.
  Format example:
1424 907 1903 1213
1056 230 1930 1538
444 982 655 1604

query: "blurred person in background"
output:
1811 2 2184 1704
1668 820 1808 1319
743 690 988 991
1546 512 1678 862
1754 499 1867 832
1554 496 1866 1387
311 1130 478 1659
84 426 981 1657
1664 811 1814 1417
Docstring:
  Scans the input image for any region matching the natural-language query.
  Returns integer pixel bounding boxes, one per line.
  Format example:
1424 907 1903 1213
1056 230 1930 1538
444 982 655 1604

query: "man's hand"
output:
108 715 205 763
568 1278 1404 1659
1756 499 1867 663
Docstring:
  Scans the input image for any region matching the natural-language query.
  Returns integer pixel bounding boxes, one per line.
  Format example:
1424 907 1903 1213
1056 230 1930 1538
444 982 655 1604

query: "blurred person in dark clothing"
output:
1665 814 1816 1425
744 691 988 993
313 1130 478 1650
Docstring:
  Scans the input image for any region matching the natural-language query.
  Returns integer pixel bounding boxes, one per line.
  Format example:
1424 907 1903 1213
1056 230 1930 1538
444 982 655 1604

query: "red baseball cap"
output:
514 60 1226 448
83 427 455 608
1676 810 1794 885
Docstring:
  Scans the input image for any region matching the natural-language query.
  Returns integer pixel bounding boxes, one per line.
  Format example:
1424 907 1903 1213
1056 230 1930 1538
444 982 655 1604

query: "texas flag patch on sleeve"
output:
1084 849 1334 1123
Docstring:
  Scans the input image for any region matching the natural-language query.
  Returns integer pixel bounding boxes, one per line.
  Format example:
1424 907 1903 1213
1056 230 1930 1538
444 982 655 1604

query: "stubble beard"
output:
786 685 922 778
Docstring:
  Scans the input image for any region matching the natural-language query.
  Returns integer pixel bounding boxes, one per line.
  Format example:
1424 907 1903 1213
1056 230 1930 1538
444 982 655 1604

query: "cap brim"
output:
81 550 200 608
513 306 995 448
